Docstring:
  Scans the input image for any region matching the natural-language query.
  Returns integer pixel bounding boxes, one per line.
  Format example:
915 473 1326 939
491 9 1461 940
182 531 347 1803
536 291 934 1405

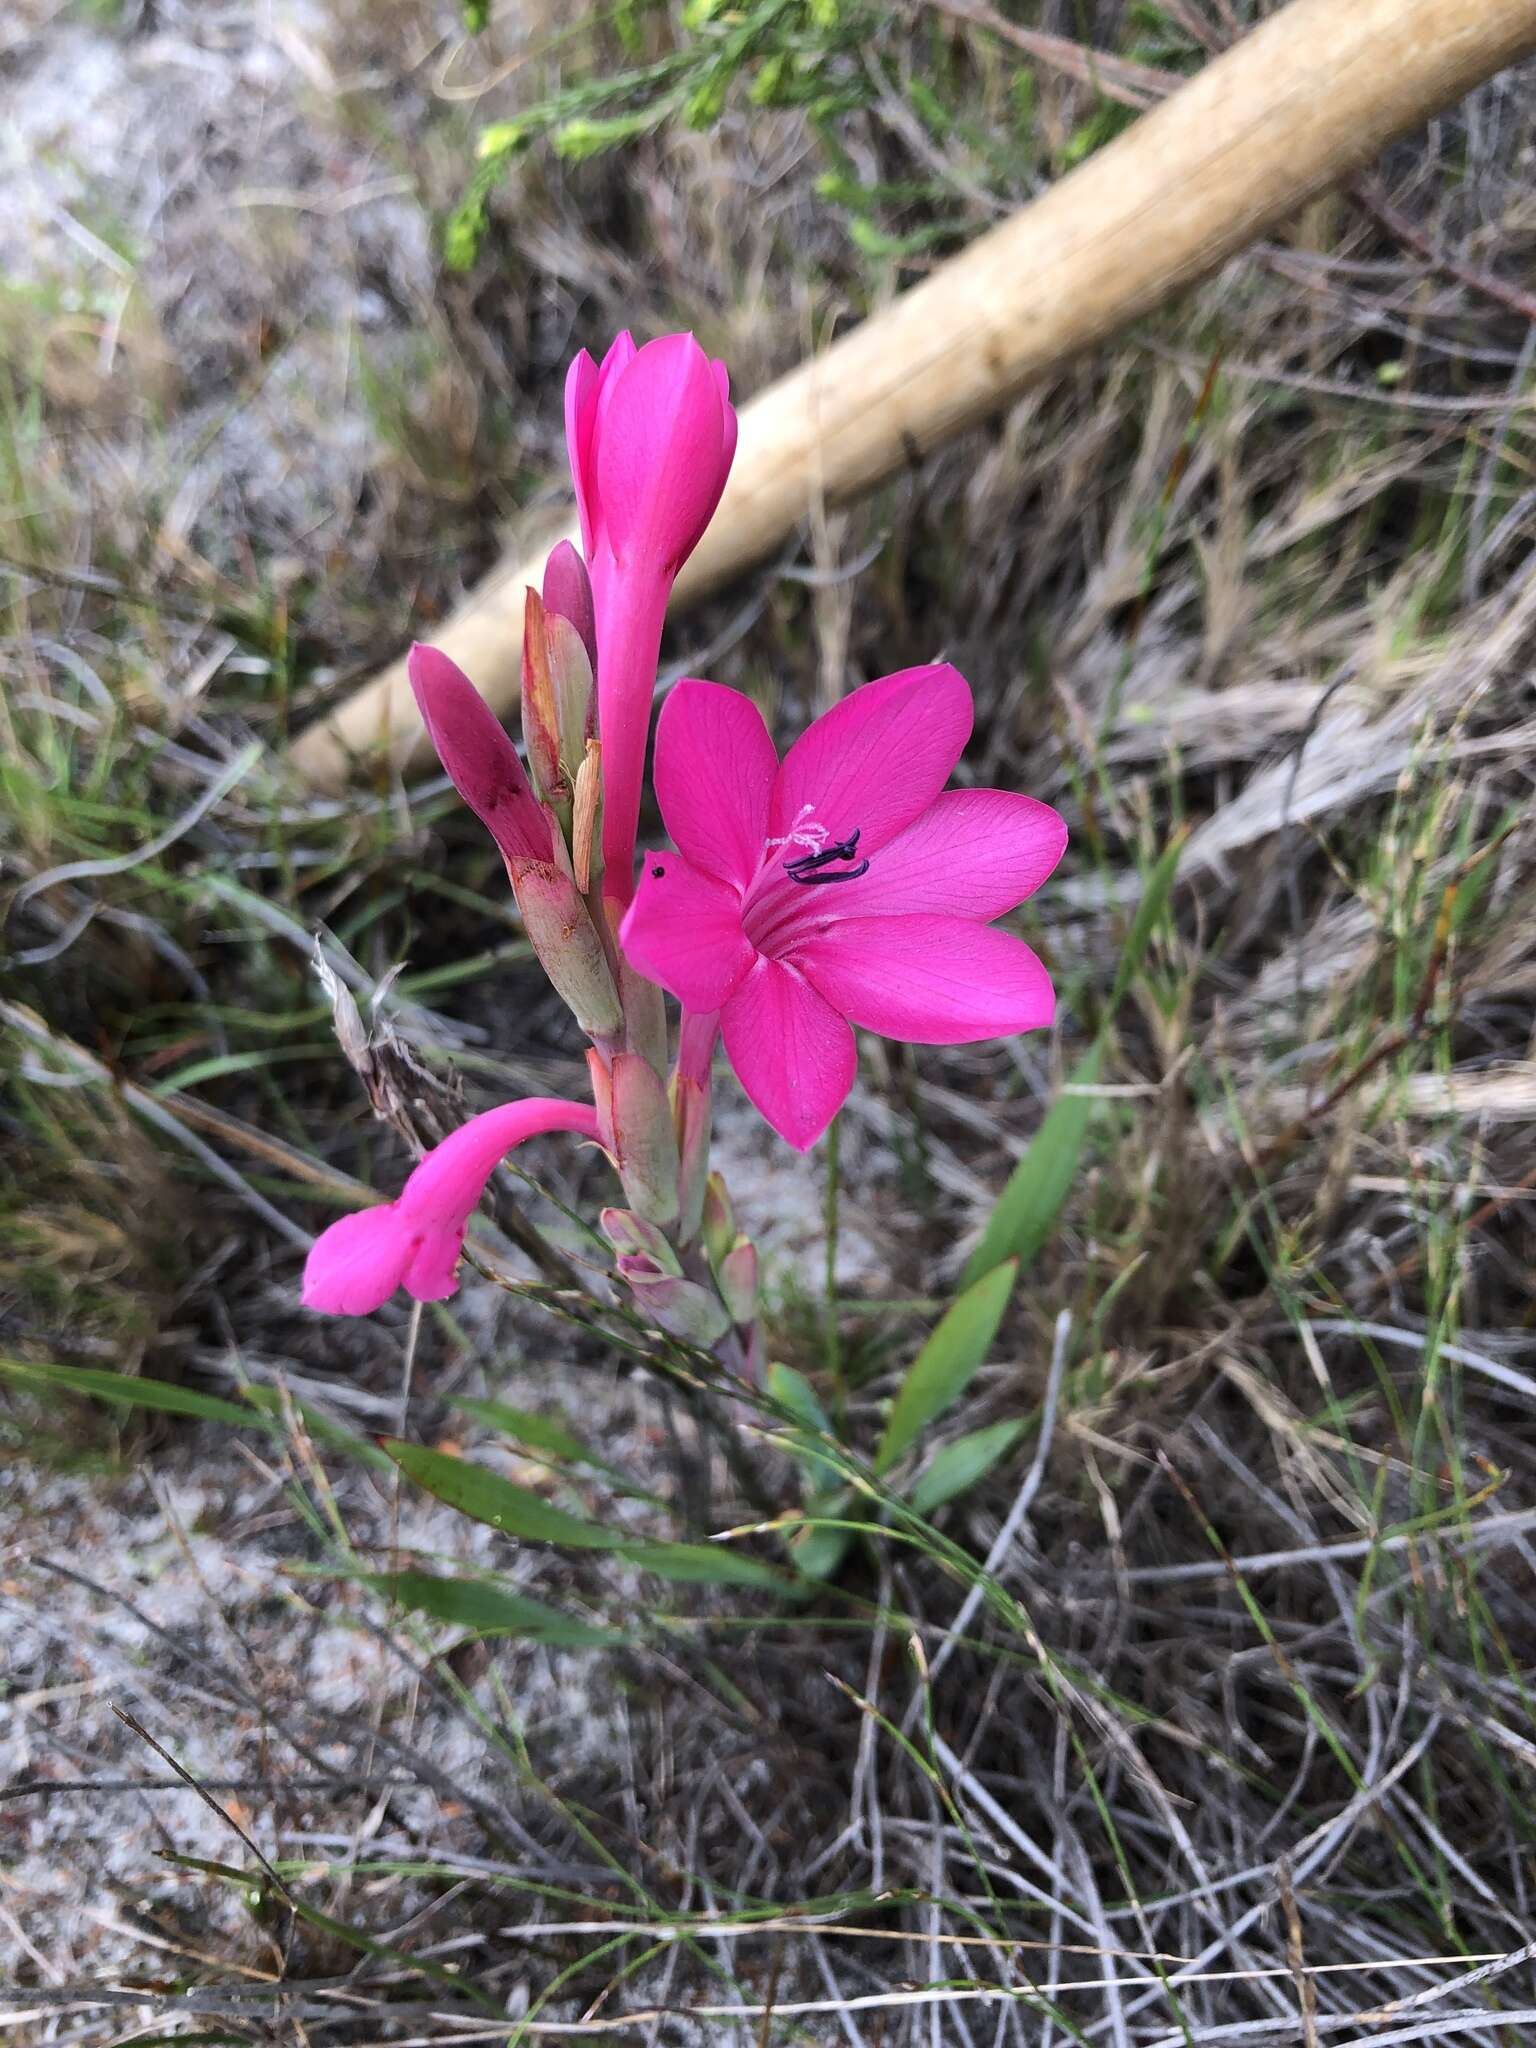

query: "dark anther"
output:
786 827 867 886
791 858 870 886
652 865 666 878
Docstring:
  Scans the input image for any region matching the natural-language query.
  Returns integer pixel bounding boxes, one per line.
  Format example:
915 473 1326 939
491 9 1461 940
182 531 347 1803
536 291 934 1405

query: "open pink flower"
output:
564 332 737 905
303 1098 602 1316
618 668 1065 1150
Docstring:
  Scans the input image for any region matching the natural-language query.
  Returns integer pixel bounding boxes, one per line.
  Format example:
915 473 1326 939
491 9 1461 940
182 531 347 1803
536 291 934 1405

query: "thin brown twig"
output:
1354 178 1536 325
110 1703 290 1901
923 0 1175 109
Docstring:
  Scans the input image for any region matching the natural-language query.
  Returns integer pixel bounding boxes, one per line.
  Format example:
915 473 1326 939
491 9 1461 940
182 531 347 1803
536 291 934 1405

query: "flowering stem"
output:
823 1109 843 1390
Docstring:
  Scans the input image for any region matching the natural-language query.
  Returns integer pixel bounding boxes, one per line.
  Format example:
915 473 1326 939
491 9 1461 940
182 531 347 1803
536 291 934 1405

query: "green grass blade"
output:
620 1543 788 1590
354 1570 621 1646
1106 822 1187 1012
909 1417 1029 1515
0 1356 257 1427
961 1040 1101 1285
875 1259 1016 1475
383 1439 625 1549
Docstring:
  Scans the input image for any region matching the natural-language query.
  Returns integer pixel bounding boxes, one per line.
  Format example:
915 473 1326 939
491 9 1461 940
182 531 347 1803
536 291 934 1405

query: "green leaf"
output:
0 1357 395 1474
875 1261 1017 1474
767 1361 831 1433
767 1363 855 1578
766 1362 845 1488
383 1440 624 1550
962 1042 1102 1286
0 1357 256 1428
354 1571 619 1647
786 1509 855 1583
384 1443 787 1589
622 1543 787 1590
909 1419 1029 1517
454 1396 652 1498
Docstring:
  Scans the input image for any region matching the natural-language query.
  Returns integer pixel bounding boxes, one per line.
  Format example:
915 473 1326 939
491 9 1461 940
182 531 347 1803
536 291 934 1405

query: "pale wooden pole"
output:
292 0 1536 789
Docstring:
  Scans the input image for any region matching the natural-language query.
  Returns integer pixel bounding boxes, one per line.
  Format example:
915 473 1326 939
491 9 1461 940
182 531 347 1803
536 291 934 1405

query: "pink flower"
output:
618 667 1065 1150
564 332 737 905
303 1098 602 1316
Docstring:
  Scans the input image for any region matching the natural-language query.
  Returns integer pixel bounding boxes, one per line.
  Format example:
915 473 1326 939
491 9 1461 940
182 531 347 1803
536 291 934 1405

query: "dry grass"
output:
4 1 1536 2041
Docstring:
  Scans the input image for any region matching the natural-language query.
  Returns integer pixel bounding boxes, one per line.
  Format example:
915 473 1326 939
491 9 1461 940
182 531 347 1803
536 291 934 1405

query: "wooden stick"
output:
291 0 1536 788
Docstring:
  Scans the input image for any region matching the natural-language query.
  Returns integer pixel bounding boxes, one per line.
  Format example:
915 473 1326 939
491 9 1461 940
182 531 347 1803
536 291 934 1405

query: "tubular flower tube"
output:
302 1099 603 1316
619 667 1067 1151
564 332 737 907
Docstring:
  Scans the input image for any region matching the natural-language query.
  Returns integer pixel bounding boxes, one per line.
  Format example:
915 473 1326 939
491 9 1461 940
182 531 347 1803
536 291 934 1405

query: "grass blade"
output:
875 1259 1016 1475
909 1417 1029 1516
1 1356 263 1428
383 1439 624 1549
961 1040 1101 1286
355 1569 620 1646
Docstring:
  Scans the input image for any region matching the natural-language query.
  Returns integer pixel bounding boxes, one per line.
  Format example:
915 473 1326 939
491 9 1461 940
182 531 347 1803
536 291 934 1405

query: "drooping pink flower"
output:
303 1098 603 1316
564 332 737 905
618 667 1065 1150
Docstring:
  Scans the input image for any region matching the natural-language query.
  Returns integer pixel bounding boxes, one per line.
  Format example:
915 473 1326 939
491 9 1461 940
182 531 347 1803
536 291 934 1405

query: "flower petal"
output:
303 1206 415 1317
564 349 599 556
794 788 1067 923
619 850 757 1011
402 1229 468 1302
769 664 973 859
720 955 856 1150
566 333 636 556
304 1098 604 1317
793 915 1055 1044
595 334 734 573
654 679 779 889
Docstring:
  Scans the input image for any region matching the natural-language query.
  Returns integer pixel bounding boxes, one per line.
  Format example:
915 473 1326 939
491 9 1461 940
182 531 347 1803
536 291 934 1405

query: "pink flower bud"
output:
575 333 736 577
717 1234 759 1327
616 1254 731 1347
408 643 550 867
564 332 738 903
600 1207 680 1269
541 539 597 669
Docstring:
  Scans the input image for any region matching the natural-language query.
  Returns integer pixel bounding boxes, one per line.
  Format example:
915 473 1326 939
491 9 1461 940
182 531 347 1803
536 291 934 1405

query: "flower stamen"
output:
785 826 869 886
765 801 829 855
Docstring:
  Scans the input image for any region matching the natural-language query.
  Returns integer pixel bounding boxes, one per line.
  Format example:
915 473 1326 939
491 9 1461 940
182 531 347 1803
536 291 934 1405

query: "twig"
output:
1354 178 1536 324
921 1309 1072 1691
110 1703 290 1900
